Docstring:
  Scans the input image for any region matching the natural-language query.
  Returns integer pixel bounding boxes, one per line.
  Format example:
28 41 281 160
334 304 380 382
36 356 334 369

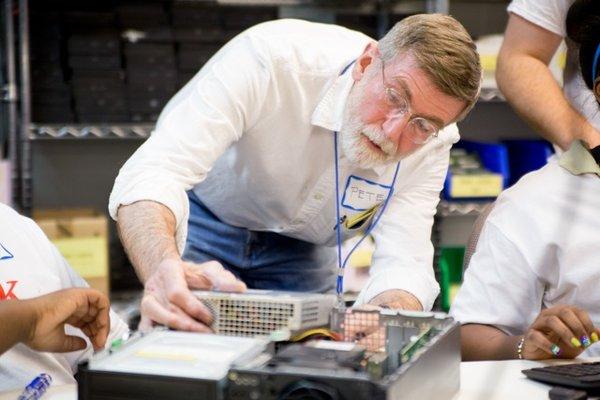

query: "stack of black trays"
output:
66 11 128 123
28 2 280 124
172 3 277 90
30 11 74 123
119 4 175 122
172 2 225 89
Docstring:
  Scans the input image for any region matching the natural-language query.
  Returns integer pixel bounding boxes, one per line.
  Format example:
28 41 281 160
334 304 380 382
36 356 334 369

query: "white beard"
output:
339 92 400 169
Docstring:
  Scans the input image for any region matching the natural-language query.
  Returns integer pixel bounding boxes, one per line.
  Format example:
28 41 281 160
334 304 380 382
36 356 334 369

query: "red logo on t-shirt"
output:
0 280 18 300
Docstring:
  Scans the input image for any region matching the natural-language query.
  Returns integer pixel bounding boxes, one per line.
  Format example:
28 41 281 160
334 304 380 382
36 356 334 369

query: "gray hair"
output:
378 14 482 121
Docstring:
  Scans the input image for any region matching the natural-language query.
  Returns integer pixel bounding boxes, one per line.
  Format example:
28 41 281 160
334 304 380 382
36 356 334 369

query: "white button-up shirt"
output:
109 19 460 310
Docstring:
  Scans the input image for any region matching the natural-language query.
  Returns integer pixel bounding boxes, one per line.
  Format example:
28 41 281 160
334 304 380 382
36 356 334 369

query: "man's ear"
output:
352 41 379 81
594 77 600 104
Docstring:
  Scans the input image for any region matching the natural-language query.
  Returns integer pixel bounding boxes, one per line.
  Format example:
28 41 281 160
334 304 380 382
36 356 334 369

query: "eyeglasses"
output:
380 57 440 145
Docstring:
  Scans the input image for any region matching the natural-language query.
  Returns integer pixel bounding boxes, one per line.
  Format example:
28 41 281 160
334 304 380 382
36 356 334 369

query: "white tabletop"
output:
1 359 597 400
456 359 558 400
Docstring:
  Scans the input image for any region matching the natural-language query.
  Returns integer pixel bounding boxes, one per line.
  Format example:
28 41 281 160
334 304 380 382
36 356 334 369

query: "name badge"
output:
341 175 392 211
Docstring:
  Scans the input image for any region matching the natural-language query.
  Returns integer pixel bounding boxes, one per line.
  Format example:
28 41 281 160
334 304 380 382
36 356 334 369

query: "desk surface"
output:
456 359 556 399
1 359 596 400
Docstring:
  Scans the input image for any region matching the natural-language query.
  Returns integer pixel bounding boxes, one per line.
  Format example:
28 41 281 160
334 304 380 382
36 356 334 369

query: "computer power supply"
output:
194 289 337 337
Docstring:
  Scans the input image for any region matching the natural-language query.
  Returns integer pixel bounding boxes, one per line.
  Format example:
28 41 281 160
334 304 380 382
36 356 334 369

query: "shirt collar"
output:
310 61 390 176
311 61 355 133
559 140 600 176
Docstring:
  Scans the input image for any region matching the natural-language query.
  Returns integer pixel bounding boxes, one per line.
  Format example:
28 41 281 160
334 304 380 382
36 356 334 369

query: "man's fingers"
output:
166 285 214 325
214 278 247 292
184 261 217 289
185 260 246 292
138 315 154 332
199 262 246 292
185 272 214 290
141 294 212 333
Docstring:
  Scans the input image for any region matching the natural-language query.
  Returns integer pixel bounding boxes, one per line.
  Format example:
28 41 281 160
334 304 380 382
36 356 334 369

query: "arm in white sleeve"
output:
450 219 544 335
354 131 456 310
507 0 569 37
108 35 272 252
498 4 600 149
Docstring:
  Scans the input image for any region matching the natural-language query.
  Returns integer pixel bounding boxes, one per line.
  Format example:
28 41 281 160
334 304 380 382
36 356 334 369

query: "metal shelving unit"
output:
14 0 442 212
437 200 493 217
18 0 31 213
1 0 19 205
29 123 154 140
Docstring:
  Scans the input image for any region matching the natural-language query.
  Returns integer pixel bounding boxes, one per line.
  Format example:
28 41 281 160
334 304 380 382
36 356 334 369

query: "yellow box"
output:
479 54 497 72
35 210 109 295
450 174 503 198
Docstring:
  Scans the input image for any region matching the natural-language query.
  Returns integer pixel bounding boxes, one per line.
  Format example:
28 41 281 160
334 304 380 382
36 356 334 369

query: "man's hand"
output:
139 258 246 332
368 289 423 311
521 305 600 360
345 290 423 351
23 288 111 353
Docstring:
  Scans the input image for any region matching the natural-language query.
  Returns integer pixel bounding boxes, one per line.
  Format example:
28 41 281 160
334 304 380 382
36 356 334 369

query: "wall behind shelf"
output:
32 140 144 291
32 141 140 210
449 0 510 39
458 101 539 142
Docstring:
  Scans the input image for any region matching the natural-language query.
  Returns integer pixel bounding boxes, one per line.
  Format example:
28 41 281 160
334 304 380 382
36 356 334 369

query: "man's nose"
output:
381 114 408 144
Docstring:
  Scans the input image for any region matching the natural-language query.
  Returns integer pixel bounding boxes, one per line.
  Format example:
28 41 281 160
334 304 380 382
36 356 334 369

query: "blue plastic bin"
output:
443 140 510 200
502 140 553 186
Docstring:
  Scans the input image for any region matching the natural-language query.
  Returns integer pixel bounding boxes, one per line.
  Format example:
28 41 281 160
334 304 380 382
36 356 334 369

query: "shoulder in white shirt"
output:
507 0 573 37
0 204 129 391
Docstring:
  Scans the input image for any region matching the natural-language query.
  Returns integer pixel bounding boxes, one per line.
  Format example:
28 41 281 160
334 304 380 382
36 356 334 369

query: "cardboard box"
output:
34 209 110 295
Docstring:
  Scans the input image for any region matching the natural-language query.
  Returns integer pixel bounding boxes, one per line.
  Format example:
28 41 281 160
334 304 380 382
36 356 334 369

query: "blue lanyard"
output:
333 131 400 304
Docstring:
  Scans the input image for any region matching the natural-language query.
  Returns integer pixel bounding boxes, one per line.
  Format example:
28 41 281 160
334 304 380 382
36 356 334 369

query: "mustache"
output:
361 126 397 156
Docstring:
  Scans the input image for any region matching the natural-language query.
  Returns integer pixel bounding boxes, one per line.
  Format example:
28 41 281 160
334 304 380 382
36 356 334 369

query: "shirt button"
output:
313 193 324 200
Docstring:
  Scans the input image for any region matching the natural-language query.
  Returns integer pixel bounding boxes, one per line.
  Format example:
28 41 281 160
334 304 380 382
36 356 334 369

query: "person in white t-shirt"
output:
450 147 600 360
497 0 600 151
451 0 600 361
0 204 129 391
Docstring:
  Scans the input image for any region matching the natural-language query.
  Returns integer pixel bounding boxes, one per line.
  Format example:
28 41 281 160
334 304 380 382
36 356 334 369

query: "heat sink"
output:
193 289 336 337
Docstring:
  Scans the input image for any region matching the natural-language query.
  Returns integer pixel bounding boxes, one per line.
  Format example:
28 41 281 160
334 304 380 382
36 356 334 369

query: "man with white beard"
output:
109 15 481 332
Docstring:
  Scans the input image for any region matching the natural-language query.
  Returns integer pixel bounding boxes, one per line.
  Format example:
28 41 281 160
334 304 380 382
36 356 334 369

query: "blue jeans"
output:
183 191 336 293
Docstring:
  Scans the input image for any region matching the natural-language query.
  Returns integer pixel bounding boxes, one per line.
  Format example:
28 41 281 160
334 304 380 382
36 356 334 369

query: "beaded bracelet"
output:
517 336 525 360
